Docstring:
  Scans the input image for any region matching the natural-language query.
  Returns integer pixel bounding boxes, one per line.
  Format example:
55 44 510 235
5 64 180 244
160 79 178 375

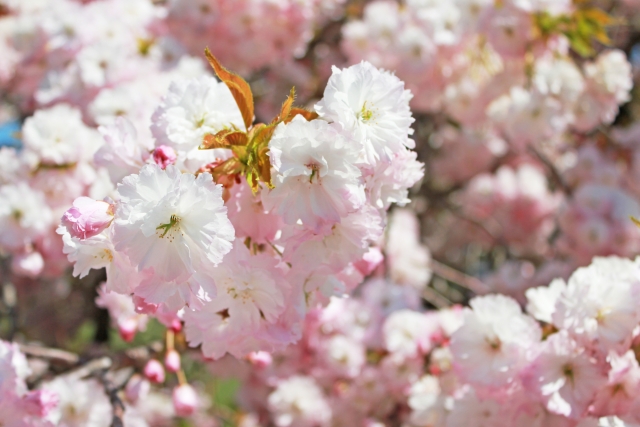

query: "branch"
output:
448 208 504 245
98 368 127 427
528 146 572 195
1 256 18 340
422 286 452 309
429 259 490 294
18 344 80 365
67 357 112 380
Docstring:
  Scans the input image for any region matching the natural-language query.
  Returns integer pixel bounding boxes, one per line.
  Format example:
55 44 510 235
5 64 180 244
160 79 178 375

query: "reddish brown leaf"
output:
285 108 319 123
205 48 254 130
200 129 248 150
275 87 296 124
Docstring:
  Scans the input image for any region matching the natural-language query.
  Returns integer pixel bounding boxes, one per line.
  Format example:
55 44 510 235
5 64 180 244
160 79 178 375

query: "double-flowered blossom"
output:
5 2 640 426
315 61 415 166
451 294 541 391
60 197 113 240
51 55 421 362
557 185 640 264
0 183 53 252
268 376 332 427
263 116 365 231
0 340 58 426
235 256 640 426
541 257 640 354
112 164 234 304
522 330 607 419
151 76 244 170
183 241 295 359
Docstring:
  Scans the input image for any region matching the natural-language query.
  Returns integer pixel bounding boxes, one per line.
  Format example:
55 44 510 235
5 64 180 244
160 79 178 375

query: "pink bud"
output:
172 384 198 417
61 197 113 239
125 374 150 404
164 349 181 373
118 318 138 342
247 351 272 368
11 250 44 278
170 318 182 333
153 145 177 169
354 247 384 276
133 296 158 315
143 359 165 383
23 389 59 417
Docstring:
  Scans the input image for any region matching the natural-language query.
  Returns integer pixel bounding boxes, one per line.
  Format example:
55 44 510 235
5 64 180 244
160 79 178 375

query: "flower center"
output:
156 214 182 241
485 335 502 351
228 280 254 303
95 249 113 262
596 307 612 323
563 363 575 385
11 209 23 221
359 101 375 122
305 162 320 183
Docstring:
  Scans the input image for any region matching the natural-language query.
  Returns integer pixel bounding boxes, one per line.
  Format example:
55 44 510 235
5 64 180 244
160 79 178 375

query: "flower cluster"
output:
343 0 630 135
0 338 209 426
232 255 640 427
52 56 421 361
165 0 345 75
1 0 640 425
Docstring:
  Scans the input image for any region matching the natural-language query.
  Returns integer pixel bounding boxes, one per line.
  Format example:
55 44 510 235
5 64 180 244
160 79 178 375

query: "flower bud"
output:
61 197 113 239
170 318 182 333
143 359 165 383
117 317 138 342
172 384 198 417
247 351 272 369
133 295 158 315
354 247 384 276
164 349 181 373
23 389 59 417
153 145 177 169
125 374 150 404
11 250 44 278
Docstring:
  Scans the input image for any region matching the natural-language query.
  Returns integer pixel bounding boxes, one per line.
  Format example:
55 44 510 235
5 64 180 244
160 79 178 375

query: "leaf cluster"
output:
199 49 318 192
534 4 616 57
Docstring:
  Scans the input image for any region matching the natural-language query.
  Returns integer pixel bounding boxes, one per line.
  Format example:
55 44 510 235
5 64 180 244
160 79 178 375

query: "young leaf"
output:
204 48 254 130
210 158 243 181
285 108 319 123
275 87 296 124
200 129 248 150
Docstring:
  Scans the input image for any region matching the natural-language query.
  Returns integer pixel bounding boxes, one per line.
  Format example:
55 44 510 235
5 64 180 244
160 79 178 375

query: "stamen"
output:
360 101 374 122
306 163 319 183
156 214 181 238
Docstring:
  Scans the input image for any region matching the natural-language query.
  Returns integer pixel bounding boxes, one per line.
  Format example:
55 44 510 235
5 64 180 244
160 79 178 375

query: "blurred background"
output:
2 0 640 425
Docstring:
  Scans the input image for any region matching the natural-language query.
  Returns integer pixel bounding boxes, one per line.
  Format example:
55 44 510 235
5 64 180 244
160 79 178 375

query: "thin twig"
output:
66 357 112 380
19 344 80 365
448 208 503 245
0 255 18 340
528 146 572 195
98 368 127 427
429 259 490 294
422 286 451 309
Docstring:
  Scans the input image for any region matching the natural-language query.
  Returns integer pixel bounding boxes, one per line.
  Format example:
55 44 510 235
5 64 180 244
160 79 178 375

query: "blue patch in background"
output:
0 120 21 148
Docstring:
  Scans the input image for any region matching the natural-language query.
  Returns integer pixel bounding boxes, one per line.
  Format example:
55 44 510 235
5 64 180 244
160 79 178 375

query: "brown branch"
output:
98 368 127 427
422 286 451 309
429 259 490 295
1 256 18 340
19 344 80 365
448 208 504 245
528 146 572 195
67 357 112 380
